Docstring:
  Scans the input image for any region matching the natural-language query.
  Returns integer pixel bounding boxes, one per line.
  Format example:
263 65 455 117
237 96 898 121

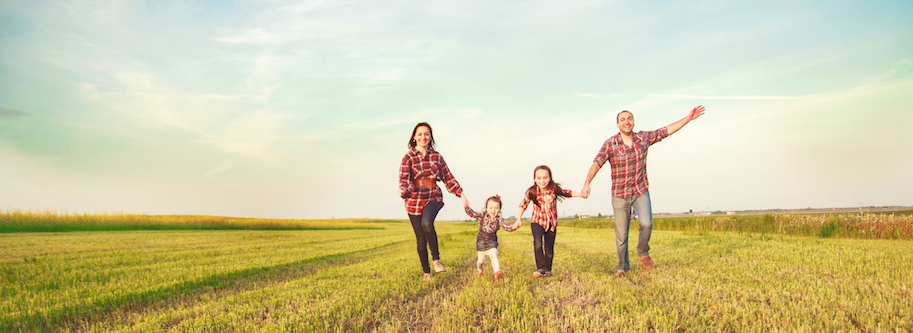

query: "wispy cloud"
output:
215 28 282 44
0 107 29 120
203 159 236 179
646 94 809 100
576 93 624 99
80 70 290 163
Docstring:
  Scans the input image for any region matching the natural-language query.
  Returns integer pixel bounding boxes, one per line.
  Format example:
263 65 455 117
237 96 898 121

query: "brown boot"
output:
639 255 654 270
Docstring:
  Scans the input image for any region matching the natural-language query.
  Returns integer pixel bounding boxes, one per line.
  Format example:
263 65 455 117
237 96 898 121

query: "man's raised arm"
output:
666 105 706 136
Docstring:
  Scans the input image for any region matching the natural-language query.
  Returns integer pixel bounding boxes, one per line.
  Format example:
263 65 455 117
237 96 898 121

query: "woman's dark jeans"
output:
408 201 444 273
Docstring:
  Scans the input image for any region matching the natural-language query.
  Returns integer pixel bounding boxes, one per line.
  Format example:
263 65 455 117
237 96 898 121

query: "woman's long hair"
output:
526 165 570 208
407 122 435 150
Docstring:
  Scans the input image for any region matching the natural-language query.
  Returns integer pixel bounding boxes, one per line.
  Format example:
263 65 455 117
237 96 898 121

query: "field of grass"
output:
0 209 383 232
564 212 913 240
2 217 911 332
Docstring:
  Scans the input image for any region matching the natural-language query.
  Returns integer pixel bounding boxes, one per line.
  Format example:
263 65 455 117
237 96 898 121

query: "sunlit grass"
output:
2 220 911 332
0 208 384 232
564 212 913 240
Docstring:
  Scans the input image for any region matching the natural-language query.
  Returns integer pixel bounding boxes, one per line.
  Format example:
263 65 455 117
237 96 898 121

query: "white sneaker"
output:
433 260 446 273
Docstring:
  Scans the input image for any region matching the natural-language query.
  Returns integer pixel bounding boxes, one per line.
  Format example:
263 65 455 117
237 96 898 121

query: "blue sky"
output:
1 0 911 220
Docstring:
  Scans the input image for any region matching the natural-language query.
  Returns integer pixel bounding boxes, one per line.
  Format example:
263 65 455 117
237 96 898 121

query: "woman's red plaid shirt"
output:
399 148 463 215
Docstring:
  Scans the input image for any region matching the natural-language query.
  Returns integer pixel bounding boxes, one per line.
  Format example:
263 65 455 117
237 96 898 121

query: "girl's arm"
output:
500 216 521 232
562 189 582 198
464 206 482 220
515 207 525 224
516 190 531 224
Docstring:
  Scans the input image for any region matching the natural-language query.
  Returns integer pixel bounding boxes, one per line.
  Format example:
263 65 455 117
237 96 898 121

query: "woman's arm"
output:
435 154 470 206
397 154 414 198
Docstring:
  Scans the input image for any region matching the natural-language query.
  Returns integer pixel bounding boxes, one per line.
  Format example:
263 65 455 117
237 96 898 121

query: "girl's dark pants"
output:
530 223 556 271
408 201 444 273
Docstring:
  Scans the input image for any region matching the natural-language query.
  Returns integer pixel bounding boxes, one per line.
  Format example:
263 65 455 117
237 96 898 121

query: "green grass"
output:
0 209 382 232
563 212 913 240
2 219 911 332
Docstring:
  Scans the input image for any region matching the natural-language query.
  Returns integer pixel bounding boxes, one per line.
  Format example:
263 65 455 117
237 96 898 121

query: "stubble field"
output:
2 215 912 332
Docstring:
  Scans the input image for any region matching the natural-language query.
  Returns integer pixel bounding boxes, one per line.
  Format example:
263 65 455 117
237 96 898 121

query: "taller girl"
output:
515 165 582 278
398 122 470 280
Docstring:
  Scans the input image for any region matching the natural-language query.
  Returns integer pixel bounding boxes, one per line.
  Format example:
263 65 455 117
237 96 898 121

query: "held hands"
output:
461 194 470 208
581 184 591 199
513 220 522 229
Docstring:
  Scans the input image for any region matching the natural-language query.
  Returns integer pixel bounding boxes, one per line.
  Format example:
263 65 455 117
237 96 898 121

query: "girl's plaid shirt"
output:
398 148 463 216
465 206 520 237
519 188 571 232
593 128 668 199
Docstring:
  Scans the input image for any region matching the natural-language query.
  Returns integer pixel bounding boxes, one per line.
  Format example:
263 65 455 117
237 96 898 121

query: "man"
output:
581 105 705 277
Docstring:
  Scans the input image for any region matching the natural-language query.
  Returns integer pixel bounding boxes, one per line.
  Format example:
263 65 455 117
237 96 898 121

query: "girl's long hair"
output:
526 165 570 208
407 122 435 150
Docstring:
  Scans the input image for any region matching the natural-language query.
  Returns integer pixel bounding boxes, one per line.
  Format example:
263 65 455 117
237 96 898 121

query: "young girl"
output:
515 165 582 278
464 195 521 280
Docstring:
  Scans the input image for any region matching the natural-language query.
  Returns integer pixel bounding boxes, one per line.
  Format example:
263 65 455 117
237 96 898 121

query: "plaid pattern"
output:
399 148 463 215
465 206 519 251
519 188 571 232
593 128 668 199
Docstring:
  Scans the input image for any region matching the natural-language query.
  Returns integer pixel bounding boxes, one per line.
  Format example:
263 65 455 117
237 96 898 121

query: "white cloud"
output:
646 94 809 100
215 28 282 44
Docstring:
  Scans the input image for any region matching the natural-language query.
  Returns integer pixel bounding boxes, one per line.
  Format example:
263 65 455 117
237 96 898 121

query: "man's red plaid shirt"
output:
520 188 571 232
399 148 463 215
593 127 668 199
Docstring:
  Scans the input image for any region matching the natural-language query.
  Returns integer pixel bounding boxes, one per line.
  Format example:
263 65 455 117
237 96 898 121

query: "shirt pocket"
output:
429 160 440 179
611 145 629 159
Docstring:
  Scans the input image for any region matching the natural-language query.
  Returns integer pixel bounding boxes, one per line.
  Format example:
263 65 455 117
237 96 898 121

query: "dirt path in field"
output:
361 232 480 332
40 240 409 333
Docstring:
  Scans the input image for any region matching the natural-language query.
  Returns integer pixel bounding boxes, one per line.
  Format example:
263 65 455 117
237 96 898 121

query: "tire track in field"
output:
361 230 481 332
8 239 409 333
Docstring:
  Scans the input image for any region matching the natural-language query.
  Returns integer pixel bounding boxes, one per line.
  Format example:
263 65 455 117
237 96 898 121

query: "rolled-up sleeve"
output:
593 139 611 167
438 155 463 197
519 190 531 210
645 127 669 145
398 154 414 198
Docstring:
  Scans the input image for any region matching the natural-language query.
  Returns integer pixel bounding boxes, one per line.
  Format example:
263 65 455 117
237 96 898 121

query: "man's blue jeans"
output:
611 190 652 272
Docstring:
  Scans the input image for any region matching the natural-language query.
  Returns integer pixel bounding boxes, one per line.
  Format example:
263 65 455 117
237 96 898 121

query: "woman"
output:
398 122 470 280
